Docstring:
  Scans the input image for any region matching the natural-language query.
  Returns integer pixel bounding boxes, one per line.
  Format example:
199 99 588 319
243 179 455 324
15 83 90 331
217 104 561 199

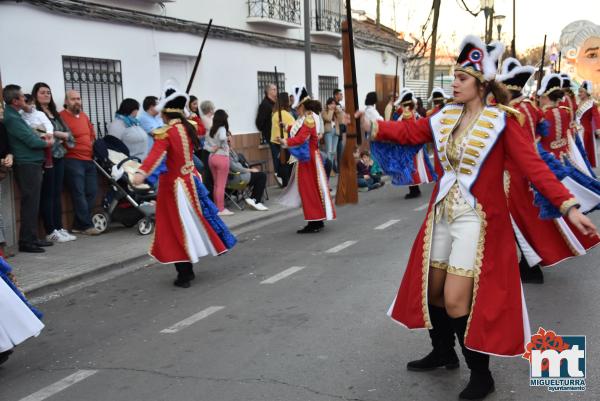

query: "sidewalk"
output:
11 185 299 296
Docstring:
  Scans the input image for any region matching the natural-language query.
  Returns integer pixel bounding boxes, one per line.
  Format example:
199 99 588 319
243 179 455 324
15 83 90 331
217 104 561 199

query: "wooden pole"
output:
427 0 441 98
335 0 360 206
511 0 516 58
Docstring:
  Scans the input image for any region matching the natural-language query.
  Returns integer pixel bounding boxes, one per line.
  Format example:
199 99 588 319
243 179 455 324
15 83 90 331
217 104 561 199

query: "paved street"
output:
1 184 599 401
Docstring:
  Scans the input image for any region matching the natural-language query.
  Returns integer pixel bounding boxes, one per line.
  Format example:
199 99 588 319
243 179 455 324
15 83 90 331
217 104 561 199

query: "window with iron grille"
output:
318 75 339 105
247 0 301 25
62 56 123 137
257 71 285 104
312 0 343 33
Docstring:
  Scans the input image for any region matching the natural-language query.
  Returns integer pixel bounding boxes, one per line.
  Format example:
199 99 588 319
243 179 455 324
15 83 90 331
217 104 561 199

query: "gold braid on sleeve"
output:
559 198 579 215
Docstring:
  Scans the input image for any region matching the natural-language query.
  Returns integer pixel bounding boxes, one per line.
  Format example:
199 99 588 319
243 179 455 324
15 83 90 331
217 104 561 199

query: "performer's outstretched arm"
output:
370 116 433 145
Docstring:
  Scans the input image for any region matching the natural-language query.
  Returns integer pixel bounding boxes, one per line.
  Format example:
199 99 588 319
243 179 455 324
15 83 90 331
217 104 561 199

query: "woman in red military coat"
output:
498 59 600 284
280 87 335 233
133 87 236 288
576 80 600 167
360 36 597 400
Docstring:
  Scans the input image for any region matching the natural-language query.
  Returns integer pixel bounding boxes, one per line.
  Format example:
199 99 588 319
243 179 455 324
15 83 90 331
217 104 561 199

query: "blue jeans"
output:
324 131 339 163
64 158 97 230
358 174 381 190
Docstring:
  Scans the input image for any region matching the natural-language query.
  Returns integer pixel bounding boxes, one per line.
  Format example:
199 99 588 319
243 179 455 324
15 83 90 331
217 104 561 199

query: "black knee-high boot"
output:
452 315 495 400
407 304 459 371
174 262 194 288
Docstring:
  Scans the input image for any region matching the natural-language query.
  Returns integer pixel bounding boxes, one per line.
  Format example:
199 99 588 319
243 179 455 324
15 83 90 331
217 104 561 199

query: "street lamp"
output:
480 0 495 42
494 14 505 41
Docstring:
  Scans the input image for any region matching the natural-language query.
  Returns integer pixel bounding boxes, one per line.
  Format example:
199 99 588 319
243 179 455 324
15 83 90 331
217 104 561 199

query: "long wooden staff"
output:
186 19 213 94
274 66 287 164
335 0 360 205
536 35 547 95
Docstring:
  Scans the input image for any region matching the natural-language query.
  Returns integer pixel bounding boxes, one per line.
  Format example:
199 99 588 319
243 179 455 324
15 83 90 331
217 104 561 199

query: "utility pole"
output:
511 0 516 57
427 0 441 97
376 0 381 27
303 0 313 95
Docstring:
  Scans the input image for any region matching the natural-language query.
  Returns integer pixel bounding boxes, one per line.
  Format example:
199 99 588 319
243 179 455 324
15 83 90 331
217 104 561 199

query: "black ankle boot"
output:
404 185 421 199
519 258 544 284
174 263 193 288
296 221 324 234
0 349 13 366
452 315 495 400
407 305 460 371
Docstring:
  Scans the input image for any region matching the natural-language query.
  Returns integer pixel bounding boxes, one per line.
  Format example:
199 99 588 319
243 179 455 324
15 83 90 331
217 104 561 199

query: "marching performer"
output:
360 36 597 400
0 257 44 365
133 86 236 288
426 87 450 117
576 80 600 167
280 87 336 234
372 88 436 199
559 73 578 120
536 73 600 213
498 58 600 285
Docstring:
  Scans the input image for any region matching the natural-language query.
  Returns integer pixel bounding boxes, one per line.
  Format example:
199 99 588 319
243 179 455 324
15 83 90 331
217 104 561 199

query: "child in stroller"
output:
92 136 156 235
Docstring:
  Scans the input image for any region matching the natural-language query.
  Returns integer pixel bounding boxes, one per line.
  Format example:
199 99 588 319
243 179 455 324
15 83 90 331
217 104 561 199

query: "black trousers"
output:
174 262 194 280
199 149 214 198
40 157 65 234
14 163 43 244
248 172 267 203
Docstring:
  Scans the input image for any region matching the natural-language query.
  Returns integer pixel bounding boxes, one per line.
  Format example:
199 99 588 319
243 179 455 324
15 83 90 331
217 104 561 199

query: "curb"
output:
24 205 298 299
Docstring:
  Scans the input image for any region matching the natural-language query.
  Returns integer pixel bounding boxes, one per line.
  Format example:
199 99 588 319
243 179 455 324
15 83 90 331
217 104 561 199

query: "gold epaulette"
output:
498 104 525 126
152 126 169 140
559 106 571 111
303 115 315 128
187 119 198 128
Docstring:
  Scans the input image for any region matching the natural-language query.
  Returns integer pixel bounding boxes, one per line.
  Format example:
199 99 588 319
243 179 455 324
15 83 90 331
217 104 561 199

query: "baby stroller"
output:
92 136 156 235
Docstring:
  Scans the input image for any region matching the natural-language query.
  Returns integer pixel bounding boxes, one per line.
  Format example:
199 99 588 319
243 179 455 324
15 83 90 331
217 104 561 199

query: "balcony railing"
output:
247 0 302 27
312 0 342 36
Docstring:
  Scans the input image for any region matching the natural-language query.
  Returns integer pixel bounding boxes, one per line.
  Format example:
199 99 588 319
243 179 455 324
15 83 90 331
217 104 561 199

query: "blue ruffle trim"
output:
370 141 423 185
289 141 311 162
193 175 237 250
0 258 43 320
533 143 600 218
573 133 597 178
145 158 168 187
536 120 550 137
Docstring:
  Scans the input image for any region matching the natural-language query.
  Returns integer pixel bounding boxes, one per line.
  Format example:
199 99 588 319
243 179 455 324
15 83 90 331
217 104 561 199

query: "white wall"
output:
0 3 403 133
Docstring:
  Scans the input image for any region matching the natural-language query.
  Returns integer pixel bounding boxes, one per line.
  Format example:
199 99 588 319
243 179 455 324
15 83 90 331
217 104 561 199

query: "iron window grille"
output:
247 0 301 25
318 75 339 105
62 56 123 137
312 0 342 33
257 71 285 104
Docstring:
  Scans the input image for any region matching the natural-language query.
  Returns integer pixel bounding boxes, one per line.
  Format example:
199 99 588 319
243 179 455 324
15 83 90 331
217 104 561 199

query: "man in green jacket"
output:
3 84 54 253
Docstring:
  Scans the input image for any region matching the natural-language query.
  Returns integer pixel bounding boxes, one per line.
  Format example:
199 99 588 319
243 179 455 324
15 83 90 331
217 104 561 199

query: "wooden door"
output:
375 74 397 116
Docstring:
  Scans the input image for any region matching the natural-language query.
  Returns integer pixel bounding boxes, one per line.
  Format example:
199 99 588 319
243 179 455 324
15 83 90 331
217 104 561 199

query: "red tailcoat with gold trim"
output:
139 120 228 263
286 116 336 222
506 99 599 266
376 103 577 356
559 93 577 121
576 99 600 167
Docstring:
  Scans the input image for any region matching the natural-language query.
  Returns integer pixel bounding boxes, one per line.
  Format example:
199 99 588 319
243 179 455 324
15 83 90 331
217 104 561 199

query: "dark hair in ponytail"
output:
209 109 229 138
303 99 322 114
162 111 200 152
477 80 510 106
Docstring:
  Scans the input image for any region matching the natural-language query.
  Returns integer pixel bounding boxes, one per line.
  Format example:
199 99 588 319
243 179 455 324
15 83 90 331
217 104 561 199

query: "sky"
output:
352 0 599 54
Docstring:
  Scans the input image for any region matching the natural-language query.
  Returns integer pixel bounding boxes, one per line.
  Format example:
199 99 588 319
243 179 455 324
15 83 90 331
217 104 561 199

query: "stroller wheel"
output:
137 217 154 235
92 212 110 233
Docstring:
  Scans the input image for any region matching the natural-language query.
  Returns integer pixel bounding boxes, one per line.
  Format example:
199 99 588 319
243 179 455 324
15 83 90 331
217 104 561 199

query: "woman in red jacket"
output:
359 36 597 400
576 80 600 167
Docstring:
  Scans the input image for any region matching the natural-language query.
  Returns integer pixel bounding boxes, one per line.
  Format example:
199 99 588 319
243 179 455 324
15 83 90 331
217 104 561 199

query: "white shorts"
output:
430 207 481 277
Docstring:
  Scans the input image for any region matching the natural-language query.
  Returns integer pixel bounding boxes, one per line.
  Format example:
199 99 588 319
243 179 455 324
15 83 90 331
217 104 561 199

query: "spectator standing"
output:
188 95 200 115
60 90 100 235
199 100 215 131
108 98 148 160
333 89 345 172
270 92 295 186
322 98 338 168
256 84 278 181
21 94 54 169
198 100 216 195
138 96 163 150
0 121 14 256
364 92 383 140
206 110 233 216
3 85 54 253
32 82 76 243
384 92 397 121
416 97 427 118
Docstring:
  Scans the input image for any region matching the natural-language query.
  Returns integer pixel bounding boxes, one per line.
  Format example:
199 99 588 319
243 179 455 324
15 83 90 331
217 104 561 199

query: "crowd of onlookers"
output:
0 81 394 255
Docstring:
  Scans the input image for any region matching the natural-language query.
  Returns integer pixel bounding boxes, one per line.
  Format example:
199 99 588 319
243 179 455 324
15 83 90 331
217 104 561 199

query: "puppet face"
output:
576 36 600 85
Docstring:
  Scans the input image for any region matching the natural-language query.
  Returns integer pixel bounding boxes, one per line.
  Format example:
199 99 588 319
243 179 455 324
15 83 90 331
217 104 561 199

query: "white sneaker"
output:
218 209 235 216
58 229 77 241
254 202 269 211
47 229 69 243
274 174 283 187
244 198 258 210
